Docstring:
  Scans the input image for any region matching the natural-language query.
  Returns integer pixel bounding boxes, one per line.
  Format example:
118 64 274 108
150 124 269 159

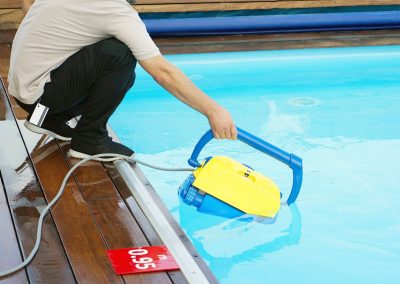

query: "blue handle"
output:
188 127 303 205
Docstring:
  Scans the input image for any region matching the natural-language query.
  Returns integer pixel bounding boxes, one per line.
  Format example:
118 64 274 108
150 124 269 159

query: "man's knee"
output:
100 38 136 67
102 39 136 91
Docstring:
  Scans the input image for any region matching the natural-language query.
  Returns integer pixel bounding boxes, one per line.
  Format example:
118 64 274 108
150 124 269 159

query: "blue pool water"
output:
110 46 400 283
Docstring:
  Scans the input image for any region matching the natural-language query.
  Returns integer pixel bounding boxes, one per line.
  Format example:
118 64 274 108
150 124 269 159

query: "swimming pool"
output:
110 46 400 283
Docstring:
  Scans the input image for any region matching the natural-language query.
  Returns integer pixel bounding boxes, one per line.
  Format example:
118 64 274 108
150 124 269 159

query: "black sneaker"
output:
24 115 74 141
68 138 134 162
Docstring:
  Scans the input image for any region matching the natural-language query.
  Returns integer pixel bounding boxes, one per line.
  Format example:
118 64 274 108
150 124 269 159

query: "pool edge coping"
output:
108 126 216 284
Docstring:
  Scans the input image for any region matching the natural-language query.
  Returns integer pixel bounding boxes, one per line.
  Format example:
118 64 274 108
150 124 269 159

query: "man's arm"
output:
21 0 34 16
139 55 237 140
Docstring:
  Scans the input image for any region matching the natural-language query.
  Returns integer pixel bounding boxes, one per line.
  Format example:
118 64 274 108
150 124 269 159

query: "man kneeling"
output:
9 0 237 161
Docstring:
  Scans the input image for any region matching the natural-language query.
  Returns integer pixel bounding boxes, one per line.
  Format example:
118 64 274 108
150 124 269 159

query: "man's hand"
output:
206 105 237 140
139 55 237 140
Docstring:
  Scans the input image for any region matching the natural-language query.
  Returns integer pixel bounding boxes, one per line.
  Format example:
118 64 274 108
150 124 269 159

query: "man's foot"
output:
24 118 73 141
68 139 134 162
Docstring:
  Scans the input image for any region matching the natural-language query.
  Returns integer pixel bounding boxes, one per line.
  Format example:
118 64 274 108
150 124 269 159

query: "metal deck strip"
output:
115 160 211 284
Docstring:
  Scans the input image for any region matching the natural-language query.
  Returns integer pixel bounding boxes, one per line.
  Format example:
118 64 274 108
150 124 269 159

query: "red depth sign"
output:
107 246 180 275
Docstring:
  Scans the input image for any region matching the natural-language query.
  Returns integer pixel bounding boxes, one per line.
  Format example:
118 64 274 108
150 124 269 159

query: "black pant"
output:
17 38 136 146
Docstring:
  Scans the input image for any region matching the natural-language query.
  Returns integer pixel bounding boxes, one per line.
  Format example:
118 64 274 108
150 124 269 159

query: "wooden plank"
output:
0 30 15 44
0 79 76 284
0 57 9 78
105 163 219 284
138 0 306 3
59 144 176 284
0 0 20 9
0 57 28 120
3 0 398 6
0 9 22 30
0 80 5 121
137 0 400 4
0 177 29 283
3 81 28 120
2 0 400 8
154 29 400 54
0 43 10 58
23 138 124 283
135 0 400 12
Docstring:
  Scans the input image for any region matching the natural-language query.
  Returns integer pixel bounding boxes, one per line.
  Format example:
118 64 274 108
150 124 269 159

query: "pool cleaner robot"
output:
178 127 303 218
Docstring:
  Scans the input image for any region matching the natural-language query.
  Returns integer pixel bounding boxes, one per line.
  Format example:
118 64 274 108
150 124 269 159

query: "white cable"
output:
0 153 193 278
130 156 193 172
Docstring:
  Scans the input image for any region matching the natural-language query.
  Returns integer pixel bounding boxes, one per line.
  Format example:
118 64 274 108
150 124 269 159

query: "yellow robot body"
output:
192 156 281 218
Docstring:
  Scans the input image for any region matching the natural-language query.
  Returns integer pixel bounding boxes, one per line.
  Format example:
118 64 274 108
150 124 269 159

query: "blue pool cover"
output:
143 11 400 36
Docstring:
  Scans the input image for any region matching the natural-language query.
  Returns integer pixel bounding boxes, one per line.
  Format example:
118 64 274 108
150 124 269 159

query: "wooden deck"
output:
0 45 217 283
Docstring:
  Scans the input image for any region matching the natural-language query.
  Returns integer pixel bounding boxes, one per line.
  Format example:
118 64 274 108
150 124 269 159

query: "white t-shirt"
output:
8 0 160 104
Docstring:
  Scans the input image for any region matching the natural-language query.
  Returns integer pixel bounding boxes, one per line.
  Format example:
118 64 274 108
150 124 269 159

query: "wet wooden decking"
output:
0 45 217 283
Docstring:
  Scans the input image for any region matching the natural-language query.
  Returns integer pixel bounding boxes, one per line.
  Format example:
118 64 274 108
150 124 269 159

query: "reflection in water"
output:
262 101 308 139
179 203 302 280
288 97 321 107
